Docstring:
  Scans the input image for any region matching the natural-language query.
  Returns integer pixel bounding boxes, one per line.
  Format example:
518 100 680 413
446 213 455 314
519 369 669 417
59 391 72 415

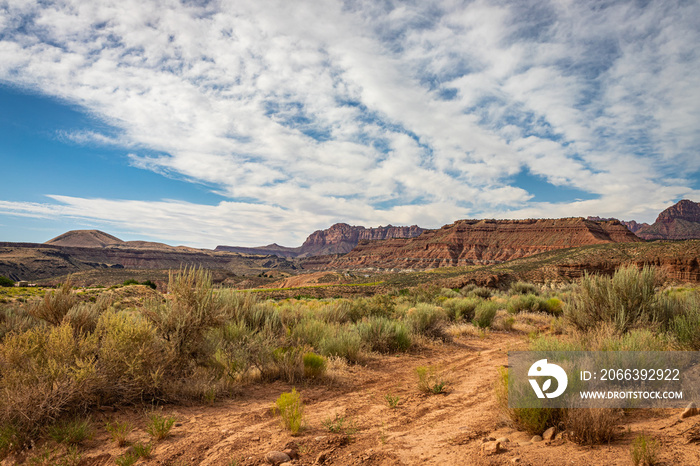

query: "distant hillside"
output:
46 230 124 248
216 223 424 258
317 217 641 270
635 200 700 240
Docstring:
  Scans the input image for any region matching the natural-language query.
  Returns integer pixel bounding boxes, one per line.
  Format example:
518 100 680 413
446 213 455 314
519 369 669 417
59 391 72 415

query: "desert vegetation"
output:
0 265 698 463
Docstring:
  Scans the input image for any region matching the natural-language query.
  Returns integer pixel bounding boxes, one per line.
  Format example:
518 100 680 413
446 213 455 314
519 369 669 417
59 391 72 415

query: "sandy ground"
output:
7 331 700 466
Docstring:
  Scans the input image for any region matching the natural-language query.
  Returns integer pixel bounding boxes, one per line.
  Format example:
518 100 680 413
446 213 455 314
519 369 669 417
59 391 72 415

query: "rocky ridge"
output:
318 218 641 270
216 223 423 258
635 199 700 240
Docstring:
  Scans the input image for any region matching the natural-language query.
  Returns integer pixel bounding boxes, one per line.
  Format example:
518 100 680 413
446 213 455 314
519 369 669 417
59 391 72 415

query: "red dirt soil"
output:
7 332 700 465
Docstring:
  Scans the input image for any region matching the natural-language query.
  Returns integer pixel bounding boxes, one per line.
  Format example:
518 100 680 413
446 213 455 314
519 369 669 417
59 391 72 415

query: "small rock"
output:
511 458 522 464
488 436 497 441
496 437 510 443
531 435 543 443
252 436 261 441
518 441 532 447
280 463 294 466
555 432 567 440
542 427 557 441
481 441 502 456
265 451 291 466
175 423 183 427
314 436 326 441
315 451 328 465
283 448 299 460
681 402 698 419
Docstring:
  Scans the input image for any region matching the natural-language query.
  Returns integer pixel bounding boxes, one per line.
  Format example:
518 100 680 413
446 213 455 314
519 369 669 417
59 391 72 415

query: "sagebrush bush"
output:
509 281 539 295
473 301 499 328
302 352 326 379
318 325 364 363
441 297 480 321
272 346 305 383
28 281 76 326
405 303 449 341
355 316 411 353
566 266 666 333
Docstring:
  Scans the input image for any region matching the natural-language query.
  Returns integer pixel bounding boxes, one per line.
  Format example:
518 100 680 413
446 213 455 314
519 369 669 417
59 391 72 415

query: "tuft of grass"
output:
48 417 94 445
384 393 400 409
274 388 305 435
146 413 176 440
115 453 138 466
0 424 23 458
105 420 133 447
566 408 619 445
322 413 357 441
132 441 154 459
416 366 449 394
630 434 660 466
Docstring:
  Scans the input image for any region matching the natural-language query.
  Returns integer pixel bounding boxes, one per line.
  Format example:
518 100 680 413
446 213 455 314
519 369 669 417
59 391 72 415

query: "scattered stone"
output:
496 437 510 443
488 436 497 441
531 435 543 443
511 458 522 464
681 402 698 419
252 436 261 441
314 436 327 441
175 423 183 427
283 448 299 460
315 451 328 465
555 432 567 440
542 427 557 441
481 441 502 456
265 451 291 465
518 441 532 447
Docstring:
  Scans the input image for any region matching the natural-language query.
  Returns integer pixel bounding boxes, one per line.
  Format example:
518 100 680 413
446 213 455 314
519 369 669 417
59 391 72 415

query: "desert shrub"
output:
318 324 364 363
439 288 460 298
95 310 169 402
347 294 395 322
105 420 132 447
47 416 93 445
132 441 154 458
630 434 660 466
289 317 332 348
355 316 411 353
441 297 480 321
668 293 700 349
510 281 539 295
566 266 666 333
302 352 326 379
0 276 13 288
405 303 449 340
544 297 563 316
494 366 563 434
590 327 670 351
473 301 499 328
565 408 619 445
146 412 176 440
142 268 225 366
0 424 23 458
210 322 279 382
272 346 305 383
28 280 76 326
123 279 139 286
274 388 304 435
0 323 99 434
468 287 492 299
0 305 41 339
415 365 449 394
64 294 112 334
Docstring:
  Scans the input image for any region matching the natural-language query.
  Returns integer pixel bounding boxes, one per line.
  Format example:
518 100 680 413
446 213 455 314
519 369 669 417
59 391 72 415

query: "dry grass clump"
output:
28 280 76 326
565 408 620 445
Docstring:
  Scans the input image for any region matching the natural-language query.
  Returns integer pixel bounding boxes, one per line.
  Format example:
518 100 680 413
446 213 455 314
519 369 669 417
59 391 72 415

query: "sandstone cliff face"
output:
636 200 700 240
319 218 641 270
217 223 424 258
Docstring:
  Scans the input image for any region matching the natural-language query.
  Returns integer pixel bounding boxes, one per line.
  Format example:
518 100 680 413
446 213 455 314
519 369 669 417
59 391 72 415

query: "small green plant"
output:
115 453 138 466
105 420 133 447
274 388 305 435
384 393 400 409
132 441 154 459
123 279 140 286
0 424 23 458
48 417 94 445
630 434 660 466
59 445 82 466
322 413 357 441
302 352 327 379
146 413 176 440
473 301 498 328
416 366 449 394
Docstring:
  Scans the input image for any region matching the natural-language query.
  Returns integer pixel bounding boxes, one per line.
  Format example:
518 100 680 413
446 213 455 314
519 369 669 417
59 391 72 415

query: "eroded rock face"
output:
636 200 700 240
323 218 641 270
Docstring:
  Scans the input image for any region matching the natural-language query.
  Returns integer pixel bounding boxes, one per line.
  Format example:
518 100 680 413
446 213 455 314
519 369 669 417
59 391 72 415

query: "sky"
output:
1 0 699 248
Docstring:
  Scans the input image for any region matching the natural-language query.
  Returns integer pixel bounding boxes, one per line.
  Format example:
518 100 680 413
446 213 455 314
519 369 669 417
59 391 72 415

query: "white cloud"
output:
0 0 699 244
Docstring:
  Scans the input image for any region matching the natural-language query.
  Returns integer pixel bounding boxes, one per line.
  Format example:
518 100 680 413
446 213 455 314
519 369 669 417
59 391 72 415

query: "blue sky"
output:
1 0 699 248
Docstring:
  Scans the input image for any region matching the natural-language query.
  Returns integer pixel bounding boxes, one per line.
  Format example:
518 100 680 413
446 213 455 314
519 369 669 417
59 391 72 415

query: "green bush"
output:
566 266 665 333
467 287 492 299
441 297 480 321
473 301 498 328
318 325 364 363
509 281 539 295
302 352 326 379
123 279 139 286
274 388 304 435
355 317 411 353
405 303 448 340
0 276 14 288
